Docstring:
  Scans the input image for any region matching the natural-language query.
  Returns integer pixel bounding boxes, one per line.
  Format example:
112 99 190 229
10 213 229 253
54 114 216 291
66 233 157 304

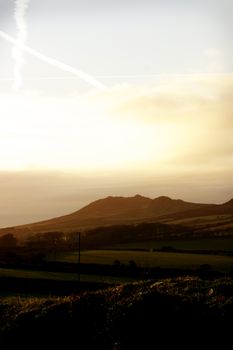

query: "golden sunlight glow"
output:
0 92 183 172
0 76 232 173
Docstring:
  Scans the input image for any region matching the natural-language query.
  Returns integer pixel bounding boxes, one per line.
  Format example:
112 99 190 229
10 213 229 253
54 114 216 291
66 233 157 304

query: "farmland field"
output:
53 250 233 272
0 268 78 281
105 237 233 251
106 237 233 251
166 214 233 226
0 268 133 285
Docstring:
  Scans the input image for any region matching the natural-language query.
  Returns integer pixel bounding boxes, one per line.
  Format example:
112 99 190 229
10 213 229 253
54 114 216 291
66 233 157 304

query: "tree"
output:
0 234 17 248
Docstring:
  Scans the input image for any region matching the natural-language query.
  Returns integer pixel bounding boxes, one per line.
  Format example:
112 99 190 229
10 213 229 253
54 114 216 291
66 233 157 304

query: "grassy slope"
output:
165 214 233 233
0 277 232 349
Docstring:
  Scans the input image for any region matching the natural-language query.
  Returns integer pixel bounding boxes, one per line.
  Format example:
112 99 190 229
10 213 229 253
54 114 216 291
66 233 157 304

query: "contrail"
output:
12 0 30 91
0 30 106 89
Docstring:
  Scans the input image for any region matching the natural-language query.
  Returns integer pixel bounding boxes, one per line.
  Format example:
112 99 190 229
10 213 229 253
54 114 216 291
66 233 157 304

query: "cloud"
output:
12 0 31 91
202 48 226 73
0 74 232 175
84 74 233 169
0 30 106 90
84 74 232 120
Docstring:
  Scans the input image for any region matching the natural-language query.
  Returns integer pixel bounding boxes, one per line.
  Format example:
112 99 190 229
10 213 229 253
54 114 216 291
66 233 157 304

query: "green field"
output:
106 237 233 251
0 268 133 284
54 250 233 272
0 268 79 281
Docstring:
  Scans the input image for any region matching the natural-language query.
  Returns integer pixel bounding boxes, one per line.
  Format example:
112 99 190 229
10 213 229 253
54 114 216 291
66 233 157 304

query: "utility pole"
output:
78 232 81 283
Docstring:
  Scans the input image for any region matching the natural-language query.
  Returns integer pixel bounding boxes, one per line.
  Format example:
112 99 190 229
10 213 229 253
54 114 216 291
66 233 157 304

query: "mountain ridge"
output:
0 195 232 238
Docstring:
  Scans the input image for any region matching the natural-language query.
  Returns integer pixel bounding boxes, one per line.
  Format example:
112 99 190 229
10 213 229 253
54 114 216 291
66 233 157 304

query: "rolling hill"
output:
0 195 233 239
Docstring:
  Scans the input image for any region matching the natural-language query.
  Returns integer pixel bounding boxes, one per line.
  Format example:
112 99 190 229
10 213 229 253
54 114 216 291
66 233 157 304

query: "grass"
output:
0 268 79 281
53 249 233 272
105 237 233 251
0 267 134 285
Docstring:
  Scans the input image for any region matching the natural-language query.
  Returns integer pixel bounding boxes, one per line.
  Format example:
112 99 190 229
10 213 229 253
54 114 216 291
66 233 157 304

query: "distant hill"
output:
0 195 233 239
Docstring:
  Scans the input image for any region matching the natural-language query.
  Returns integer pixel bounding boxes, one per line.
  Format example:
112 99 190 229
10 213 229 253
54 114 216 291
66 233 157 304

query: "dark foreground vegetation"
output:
0 277 233 349
0 221 232 349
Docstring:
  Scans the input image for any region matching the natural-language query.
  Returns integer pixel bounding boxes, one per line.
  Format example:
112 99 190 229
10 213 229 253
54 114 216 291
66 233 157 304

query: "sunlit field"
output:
105 237 233 251
53 250 233 272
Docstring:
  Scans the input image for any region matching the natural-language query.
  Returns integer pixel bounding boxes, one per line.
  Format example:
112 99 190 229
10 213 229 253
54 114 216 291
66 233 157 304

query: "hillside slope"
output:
0 195 232 238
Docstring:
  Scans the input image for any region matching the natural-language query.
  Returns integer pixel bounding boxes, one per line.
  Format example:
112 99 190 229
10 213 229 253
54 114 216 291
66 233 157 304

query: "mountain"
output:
223 199 233 207
70 195 209 220
0 195 233 239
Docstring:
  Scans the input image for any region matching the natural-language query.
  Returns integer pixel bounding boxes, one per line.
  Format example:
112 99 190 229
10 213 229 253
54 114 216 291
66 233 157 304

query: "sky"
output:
0 0 232 227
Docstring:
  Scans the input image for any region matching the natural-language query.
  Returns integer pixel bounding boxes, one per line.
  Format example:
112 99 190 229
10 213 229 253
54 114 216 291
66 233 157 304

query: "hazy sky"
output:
0 0 232 226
